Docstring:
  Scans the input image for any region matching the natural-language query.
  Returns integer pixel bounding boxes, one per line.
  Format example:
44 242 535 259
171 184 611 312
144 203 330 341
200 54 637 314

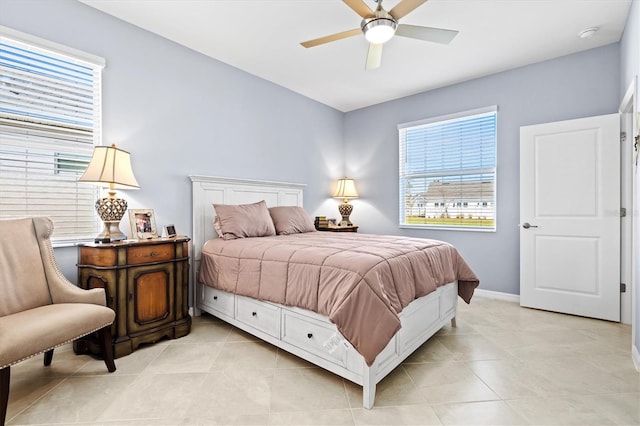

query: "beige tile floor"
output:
5 296 639 425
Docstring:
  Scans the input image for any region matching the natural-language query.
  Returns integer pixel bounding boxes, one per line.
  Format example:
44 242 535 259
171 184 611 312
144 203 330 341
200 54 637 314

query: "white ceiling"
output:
80 0 632 112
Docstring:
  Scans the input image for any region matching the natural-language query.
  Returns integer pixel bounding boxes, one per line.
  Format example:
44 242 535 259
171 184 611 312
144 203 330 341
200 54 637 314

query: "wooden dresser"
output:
74 237 191 358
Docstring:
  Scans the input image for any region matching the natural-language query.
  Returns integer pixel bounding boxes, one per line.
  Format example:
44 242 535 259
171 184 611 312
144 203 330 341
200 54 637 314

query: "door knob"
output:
522 222 538 229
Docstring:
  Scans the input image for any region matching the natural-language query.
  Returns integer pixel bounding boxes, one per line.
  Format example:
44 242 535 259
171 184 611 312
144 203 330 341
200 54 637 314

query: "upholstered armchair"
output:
0 217 116 425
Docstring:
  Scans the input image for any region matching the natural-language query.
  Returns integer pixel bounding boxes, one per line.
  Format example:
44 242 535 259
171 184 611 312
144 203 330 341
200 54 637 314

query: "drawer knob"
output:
252 311 257 317
307 333 313 339
213 296 218 300
150 251 158 257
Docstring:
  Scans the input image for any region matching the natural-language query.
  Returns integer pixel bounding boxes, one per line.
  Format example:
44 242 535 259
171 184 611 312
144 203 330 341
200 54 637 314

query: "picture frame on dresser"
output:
129 208 157 239
164 224 177 237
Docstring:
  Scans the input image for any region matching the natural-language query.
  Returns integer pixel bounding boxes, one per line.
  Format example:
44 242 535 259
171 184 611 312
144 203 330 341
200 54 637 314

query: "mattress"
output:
198 232 478 365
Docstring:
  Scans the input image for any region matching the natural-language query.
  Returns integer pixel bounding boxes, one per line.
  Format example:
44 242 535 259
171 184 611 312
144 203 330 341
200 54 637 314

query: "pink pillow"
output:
268 206 316 235
212 200 276 240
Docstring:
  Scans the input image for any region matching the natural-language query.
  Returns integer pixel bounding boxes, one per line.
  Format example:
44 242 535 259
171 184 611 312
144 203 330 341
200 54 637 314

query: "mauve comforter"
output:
198 232 479 365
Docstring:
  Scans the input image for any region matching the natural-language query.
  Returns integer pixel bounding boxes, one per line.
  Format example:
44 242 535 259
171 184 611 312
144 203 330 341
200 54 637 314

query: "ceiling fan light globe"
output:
362 18 397 44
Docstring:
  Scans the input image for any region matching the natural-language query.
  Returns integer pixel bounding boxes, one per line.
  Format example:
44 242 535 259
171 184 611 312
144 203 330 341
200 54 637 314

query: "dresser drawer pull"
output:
150 251 158 257
252 311 257 317
213 296 218 300
307 333 313 339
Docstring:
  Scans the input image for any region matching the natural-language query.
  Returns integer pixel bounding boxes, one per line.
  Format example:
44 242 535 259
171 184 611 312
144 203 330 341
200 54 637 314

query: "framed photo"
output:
164 224 177 237
129 209 158 239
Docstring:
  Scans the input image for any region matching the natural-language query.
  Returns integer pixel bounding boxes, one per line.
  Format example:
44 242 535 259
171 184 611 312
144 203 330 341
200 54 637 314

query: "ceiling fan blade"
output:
365 43 383 70
395 24 459 44
343 0 375 18
389 0 428 20
300 28 362 48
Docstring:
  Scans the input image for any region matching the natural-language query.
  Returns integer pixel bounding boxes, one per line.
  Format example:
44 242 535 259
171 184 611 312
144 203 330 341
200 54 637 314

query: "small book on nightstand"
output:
314 216 329 229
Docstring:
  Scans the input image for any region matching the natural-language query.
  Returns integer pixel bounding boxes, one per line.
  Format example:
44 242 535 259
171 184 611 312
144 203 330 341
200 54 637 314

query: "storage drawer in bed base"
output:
196 281 458 409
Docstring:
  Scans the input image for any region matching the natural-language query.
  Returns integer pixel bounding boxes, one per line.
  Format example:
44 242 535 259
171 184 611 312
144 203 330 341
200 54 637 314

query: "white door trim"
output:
619 77 636 326
619 78 638 373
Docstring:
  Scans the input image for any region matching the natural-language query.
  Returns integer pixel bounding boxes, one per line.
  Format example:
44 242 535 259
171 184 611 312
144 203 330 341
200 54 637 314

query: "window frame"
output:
0 26 105 246
398 106 498 232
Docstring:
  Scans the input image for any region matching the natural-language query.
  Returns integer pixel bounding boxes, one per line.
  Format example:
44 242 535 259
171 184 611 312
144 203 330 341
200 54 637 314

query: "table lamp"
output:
333 177 359 226
78 144 139 242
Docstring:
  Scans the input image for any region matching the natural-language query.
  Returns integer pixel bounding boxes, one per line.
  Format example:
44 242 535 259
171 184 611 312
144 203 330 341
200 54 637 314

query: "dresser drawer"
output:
235 296 280 338
281 310 347 367
202 286 234 318
78 247 117 267
127 243 175 265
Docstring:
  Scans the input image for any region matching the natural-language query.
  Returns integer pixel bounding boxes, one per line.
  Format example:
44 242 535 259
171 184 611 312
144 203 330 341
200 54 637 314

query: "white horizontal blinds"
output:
0 33 103 243
399 107 497 230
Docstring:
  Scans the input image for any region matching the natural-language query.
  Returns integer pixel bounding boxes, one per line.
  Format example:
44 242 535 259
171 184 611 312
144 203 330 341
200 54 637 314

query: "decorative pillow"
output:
212 200 276 240
268 206 316 235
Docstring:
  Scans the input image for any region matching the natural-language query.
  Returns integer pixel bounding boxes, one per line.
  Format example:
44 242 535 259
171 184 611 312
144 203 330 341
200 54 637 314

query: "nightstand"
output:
317 225 359 233
74 237 192 358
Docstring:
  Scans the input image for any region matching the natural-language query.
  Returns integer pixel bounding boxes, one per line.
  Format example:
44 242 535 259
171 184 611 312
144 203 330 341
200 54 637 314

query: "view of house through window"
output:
398 106 497 231
0 28 104 244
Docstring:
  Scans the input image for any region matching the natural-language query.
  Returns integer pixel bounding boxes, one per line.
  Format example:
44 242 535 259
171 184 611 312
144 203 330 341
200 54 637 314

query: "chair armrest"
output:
48 277 107 306
33 217 107 306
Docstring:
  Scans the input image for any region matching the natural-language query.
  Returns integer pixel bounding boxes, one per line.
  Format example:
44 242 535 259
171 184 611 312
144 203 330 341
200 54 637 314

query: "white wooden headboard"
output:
189 175 305 307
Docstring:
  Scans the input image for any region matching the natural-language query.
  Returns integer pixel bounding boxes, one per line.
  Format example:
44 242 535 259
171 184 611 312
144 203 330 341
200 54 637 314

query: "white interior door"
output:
520 114 620 321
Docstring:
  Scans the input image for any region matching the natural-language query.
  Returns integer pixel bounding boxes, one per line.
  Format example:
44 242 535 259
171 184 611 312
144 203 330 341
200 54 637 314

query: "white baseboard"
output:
633 344 640 372
473 288 520 303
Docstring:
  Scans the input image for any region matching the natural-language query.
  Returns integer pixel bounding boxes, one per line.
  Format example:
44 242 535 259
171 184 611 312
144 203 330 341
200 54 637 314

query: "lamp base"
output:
95 220 127 243
94 196 128 243
340 215 354 226
338 201 354 226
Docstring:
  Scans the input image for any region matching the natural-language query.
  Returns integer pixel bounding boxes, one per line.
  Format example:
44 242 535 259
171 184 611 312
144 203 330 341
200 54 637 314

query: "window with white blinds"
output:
0 28 104 245
398 106 497 231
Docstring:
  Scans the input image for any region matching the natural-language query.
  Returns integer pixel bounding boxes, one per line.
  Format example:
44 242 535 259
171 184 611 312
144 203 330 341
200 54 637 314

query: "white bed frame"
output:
190 175 458 409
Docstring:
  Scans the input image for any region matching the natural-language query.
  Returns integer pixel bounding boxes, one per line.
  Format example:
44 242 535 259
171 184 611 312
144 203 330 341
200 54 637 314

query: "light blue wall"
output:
0 0 345 280
0 0 632 307
620 0 639 98
343 45 620 295
619 0 639 366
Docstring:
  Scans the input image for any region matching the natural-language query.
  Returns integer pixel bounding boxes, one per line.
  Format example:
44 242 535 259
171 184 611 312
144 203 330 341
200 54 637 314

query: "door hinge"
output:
621 207 627 217
620 132 626 143
621 283 626 293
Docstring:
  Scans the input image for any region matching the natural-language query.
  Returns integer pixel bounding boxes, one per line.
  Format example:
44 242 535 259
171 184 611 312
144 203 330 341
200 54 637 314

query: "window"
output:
0 27 105 245
399 106 497 231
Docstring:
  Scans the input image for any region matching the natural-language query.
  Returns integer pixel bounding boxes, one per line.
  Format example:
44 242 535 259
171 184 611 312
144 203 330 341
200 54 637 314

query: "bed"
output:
190 175 479 409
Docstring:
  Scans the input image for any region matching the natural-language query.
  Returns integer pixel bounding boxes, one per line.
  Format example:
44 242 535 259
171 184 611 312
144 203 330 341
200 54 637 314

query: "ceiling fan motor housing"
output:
361 9 398 44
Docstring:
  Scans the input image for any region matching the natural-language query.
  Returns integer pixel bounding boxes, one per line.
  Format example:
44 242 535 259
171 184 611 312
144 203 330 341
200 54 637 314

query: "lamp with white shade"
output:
78 144 139 242
333 177 359 226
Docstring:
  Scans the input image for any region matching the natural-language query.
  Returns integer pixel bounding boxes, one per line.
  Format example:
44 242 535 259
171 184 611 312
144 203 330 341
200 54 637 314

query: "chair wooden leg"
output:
97 326 116 373
1 366 10 426
43 349 54 366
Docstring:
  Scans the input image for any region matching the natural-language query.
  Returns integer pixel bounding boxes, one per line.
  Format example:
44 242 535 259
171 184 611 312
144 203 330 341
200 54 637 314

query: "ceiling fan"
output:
300 0 458 70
